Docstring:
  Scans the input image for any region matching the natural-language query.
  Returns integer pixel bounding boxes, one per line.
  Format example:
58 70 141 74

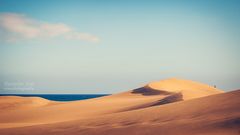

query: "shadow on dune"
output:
151 92 183 106
131 87 173 96
217 117 240 129
118 91 183 113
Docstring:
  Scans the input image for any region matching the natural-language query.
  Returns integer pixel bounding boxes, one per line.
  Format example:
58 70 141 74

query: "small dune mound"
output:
0 96 51 111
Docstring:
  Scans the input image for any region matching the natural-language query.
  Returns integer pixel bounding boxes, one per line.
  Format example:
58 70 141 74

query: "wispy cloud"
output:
0 13 100 42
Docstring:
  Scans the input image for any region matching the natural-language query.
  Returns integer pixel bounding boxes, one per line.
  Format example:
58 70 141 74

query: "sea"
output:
0 94 109 101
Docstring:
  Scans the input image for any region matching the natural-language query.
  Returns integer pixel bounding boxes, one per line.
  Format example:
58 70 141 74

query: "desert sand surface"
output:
0 78 239 135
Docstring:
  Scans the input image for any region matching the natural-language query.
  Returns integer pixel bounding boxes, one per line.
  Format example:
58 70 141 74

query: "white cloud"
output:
0 13 100 43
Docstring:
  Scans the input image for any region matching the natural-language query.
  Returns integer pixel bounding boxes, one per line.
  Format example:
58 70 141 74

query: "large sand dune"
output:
0 78 239 135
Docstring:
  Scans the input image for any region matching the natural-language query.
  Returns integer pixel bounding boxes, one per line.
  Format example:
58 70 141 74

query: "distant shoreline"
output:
0 94 109 101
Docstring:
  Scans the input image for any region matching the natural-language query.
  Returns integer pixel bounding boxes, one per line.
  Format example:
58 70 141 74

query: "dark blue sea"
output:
0 94 109 101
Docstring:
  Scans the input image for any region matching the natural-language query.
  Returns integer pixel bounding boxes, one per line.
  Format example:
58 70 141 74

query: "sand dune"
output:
0 78 239 135
146 78 223 99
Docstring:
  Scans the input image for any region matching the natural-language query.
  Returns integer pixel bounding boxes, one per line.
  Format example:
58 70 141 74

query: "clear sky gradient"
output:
0 0 239 94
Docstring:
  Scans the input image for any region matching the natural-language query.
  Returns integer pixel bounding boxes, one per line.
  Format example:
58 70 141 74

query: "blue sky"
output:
0 0 240 94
